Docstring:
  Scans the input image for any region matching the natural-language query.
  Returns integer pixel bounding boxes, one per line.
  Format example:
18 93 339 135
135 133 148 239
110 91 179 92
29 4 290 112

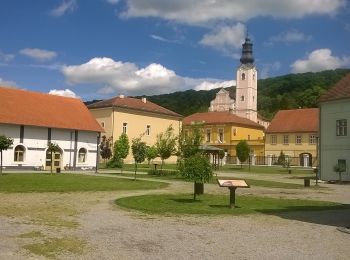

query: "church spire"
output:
240 35 254 65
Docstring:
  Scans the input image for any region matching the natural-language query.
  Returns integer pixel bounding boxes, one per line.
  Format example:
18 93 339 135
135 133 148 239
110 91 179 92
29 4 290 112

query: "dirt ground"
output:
0 172 349 260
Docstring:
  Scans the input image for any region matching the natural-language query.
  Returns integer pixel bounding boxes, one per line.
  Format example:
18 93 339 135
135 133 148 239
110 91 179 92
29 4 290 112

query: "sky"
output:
0 0 349 100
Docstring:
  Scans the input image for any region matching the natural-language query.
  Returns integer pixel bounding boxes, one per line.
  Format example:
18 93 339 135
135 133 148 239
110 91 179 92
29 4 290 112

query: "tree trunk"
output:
0 150 3 175
51 151 53 174
134 163 137 180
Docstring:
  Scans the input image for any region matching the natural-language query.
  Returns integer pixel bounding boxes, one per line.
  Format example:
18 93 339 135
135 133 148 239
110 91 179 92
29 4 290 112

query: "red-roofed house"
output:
265 108 319 166
319 73 350 181
0 87 103 171
88 95 182 163
183 111 265 158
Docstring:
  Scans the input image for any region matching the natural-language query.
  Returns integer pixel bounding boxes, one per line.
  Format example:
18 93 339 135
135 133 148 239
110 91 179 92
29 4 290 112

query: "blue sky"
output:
0 0 349 100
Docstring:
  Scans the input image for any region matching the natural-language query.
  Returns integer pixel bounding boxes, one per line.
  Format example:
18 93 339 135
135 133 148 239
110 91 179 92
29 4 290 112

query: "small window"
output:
241 96 245 101
242 73 246 80
14 145 25 162
248 135 250 141
206 129 211 143
232 127 237 136
309 135 316 144
78 148 87 163
283 135 289 145
270 135 277 145
296 135 302 145
122 122 127 134
253 73 255 80
146 125 151 136
336 119 347 136
218 129 224 143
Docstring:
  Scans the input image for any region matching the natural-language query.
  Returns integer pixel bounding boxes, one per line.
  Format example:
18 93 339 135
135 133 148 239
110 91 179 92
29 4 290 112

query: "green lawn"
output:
0 173 168 193
116 194 349 215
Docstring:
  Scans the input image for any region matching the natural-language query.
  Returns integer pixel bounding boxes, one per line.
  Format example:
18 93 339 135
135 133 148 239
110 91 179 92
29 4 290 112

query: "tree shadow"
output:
256 205 350 227
171 198 200 203
209 205 242 209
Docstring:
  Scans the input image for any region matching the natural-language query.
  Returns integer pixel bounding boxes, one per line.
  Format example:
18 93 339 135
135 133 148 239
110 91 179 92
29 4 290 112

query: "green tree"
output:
108 133 129 172
155 125 178 170
47 142 61 174
131 137 147 180
99 136 112 163
178 124 213 200
333 161 346 183
277 151 286 166
0 135 13 175
236 140 249 168
145 145 158 165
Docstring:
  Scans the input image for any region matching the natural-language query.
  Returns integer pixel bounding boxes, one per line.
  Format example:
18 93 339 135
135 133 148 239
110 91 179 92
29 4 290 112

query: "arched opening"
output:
46 147 63 170
78 148 87 163
299 153 312 167
241 73 246 80
14 145 25 162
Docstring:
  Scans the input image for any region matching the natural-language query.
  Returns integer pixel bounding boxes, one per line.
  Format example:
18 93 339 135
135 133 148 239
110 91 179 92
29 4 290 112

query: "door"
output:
45 150 62 171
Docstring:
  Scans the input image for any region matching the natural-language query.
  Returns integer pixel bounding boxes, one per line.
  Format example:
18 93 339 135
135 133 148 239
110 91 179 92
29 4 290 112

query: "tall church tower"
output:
235 36 257 123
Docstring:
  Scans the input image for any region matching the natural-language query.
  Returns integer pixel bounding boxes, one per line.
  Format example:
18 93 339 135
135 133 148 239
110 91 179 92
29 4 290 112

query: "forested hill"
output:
142 69 350 119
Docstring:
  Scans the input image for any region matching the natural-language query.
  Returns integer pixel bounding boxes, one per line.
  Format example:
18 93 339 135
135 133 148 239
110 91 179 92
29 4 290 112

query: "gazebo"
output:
199 145 223 169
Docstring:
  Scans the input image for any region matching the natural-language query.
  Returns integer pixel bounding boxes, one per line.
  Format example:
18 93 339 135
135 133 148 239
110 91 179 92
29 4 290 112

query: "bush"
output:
106 158 123 168
147 169 179 176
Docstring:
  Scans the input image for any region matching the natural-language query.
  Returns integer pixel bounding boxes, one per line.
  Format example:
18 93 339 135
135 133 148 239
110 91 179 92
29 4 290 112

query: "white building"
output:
208 36 270 129
0 87 103 171
319 73 350 181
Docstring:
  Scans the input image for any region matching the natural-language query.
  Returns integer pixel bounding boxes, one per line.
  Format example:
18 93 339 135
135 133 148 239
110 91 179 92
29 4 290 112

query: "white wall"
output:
0 123 99 170
320 99 350 181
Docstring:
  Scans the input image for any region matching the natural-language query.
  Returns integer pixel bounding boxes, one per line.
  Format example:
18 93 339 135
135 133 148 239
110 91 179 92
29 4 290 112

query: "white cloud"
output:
150 34 180 43
194 80 236 91
265 29 312 46
49 89 79 98
120 0 346 25
49 0 77 17
200 23 246 52
291 49 350 73
0 77 17 88
62 57 234 95
0 50 15 62
20 48 57 61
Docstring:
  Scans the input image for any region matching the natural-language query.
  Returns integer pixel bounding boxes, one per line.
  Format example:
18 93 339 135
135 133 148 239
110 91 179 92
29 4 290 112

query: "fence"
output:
226 155 317 167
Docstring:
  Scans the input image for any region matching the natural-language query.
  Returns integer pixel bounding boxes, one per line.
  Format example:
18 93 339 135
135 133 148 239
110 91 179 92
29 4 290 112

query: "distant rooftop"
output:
318 73 350 103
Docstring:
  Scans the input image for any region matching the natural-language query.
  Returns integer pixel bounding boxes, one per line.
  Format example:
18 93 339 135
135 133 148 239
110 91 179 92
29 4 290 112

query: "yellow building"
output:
88 95 182 163
265 108 319 167
183 111 265 157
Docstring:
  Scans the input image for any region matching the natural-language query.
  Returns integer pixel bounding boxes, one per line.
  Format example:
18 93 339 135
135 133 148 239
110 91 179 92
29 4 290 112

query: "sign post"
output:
217 179 250 208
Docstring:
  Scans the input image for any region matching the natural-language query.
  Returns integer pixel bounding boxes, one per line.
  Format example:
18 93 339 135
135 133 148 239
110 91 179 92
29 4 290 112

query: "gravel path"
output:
0 172 349 260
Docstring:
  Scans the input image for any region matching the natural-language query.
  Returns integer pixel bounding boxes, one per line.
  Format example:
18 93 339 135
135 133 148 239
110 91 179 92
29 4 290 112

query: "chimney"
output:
142 97 147 103
119 94 125 98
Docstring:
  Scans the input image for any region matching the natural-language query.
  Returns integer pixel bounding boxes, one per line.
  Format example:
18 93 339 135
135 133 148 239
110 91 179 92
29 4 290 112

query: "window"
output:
309 135 316 144
296 135 302 144
101 122 105 128
218 128 224 143
248 135 250 141
270 135 277 145
146 125 151 136
240 95 245 101
14 145 25 162
283 135 289 145
206 129 211 143
253 73 255 80
242 73 246 80
336 119 347 136
232 127 237 136
78 148 87 163
122 122 127 134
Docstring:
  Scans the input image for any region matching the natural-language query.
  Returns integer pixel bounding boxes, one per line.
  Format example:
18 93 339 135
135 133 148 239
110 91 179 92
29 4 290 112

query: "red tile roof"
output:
0 86 104 132
183 111 264 130
88 96 182 117
266 108 319 133
318 73 350 102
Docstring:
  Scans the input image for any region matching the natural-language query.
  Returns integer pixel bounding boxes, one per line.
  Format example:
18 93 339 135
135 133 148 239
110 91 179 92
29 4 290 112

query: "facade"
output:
207 37 269 129
265 108 319 167
318 73 350 181
0 87 103 171
183 111 265 157
88 96 182 163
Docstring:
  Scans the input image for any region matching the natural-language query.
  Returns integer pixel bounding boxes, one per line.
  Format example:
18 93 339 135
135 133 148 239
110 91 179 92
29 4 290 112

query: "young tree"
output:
108 133 129 172
155 125 178 171
145 145 158 165
178 124 213 200
99 136 112 163
47 142 61 174
277 151 286 166
0 135 13 175
236 140 249 168
131 137 147 180
333 162 346 183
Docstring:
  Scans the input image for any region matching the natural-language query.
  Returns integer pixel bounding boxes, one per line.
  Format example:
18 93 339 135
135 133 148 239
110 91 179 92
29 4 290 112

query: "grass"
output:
116 194 350 216
18 231 45 239
218 165 314 175
0 173 168 192
23 236 86 259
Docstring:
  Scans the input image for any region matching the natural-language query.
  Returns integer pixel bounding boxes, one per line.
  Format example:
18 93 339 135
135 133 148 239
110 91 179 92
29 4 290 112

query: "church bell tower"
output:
235 36 257 123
